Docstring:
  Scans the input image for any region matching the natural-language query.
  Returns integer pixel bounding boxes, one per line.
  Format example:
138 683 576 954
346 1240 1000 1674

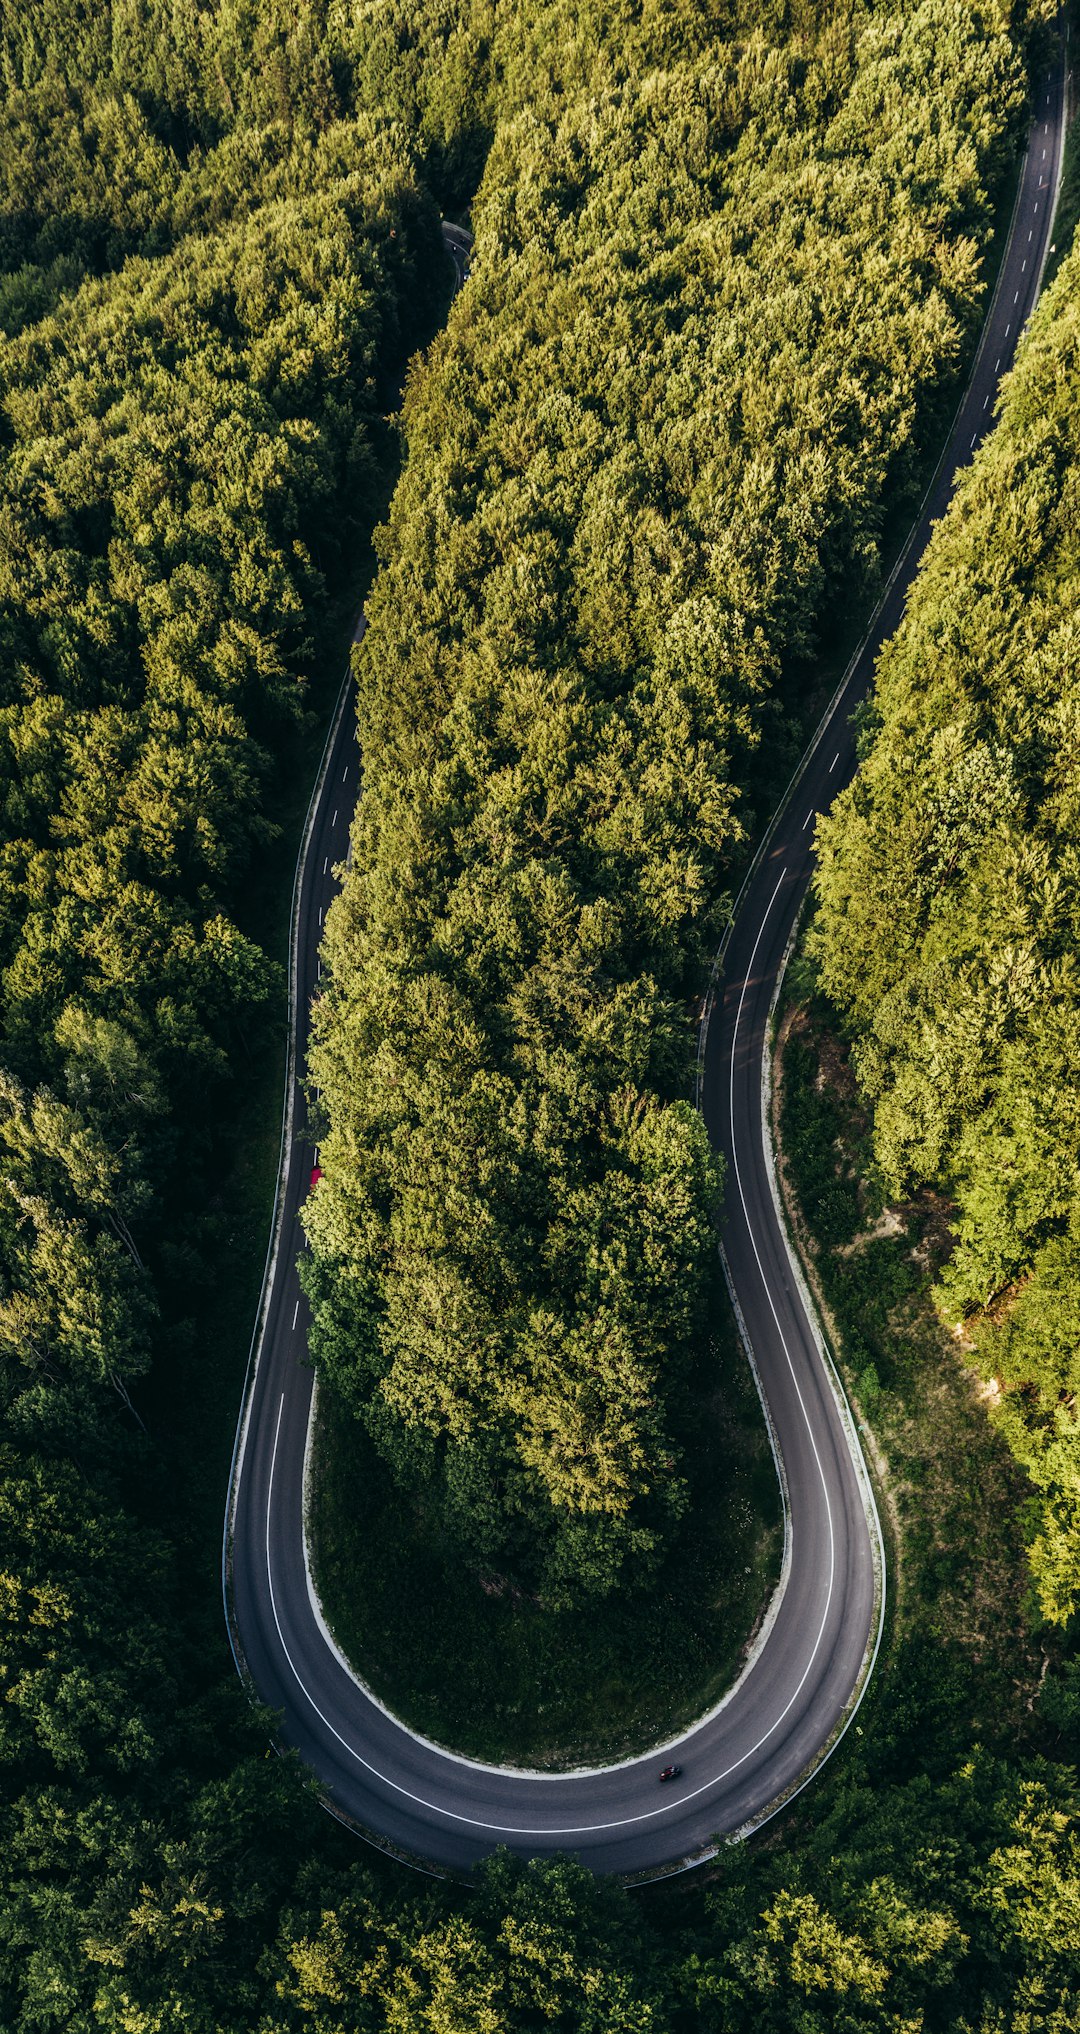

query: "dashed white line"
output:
322 856 328 874
292 1301 299 1331
829 752 840 773
342 766 349 781
970 434 977 449
332 809 338 827
802 809 814 831
318 908 323 927
1022 259 1027 273
1005 323 1011 338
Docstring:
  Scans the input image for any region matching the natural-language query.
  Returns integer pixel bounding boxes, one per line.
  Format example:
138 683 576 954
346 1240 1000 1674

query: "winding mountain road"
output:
224 47 1068 1878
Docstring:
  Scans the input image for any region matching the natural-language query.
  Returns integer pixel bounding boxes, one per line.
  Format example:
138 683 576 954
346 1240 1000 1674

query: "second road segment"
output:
224 43 1068 1877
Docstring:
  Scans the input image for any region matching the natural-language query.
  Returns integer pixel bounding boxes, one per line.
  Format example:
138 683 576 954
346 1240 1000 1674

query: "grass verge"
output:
770 951 1049 1765
308 1315 782 1770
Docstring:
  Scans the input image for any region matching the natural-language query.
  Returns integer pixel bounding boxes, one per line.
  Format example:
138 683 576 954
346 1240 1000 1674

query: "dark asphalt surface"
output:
225 48 1068 1878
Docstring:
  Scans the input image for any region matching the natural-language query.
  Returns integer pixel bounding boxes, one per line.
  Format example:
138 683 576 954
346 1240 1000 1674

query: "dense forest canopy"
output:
0 0 1078 2028
0 5 449 2024
812 227 1080 1630
0 105 441 1437
304 0 1033 1600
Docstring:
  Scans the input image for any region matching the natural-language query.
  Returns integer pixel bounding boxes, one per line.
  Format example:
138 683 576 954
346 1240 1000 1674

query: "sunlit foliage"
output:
813 237 1080 1624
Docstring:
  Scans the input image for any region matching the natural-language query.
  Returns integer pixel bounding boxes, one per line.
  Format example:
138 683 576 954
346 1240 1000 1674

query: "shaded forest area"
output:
2 1 1080 2030
813 225 1080 1643
307 0 1034 1601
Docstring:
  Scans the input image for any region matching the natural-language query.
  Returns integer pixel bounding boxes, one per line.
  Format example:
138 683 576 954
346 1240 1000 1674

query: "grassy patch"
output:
308 1318 782 1770
773 987 1046 1771
1045 134 1080 289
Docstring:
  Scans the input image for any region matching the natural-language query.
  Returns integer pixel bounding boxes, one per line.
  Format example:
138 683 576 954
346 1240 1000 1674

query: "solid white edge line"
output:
299 1363 797 1786
268 879 849 1837
734 899 888 1845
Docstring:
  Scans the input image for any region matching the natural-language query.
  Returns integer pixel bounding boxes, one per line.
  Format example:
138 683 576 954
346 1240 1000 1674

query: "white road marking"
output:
318 909 323 927
1005 324 1011 337
322 856 328 874
332 809 338 827
245 73 1065 1843
983 395 989 408
1022 259 1026 272
1029 229 1034 241
292 1302 299 1331
342 766 349 781
970 434 977 449
802 809 814 831
1014 290 1020 303
995 357 1000 372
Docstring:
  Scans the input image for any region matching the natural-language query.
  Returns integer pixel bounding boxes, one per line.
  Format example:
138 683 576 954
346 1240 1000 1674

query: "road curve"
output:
224 49 1068 1879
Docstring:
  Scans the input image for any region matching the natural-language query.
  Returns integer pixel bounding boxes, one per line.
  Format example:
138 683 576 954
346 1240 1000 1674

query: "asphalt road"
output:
225 47 1068 1879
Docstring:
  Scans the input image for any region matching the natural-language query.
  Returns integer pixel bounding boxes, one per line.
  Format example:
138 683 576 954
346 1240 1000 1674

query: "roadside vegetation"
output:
811 227 1080 1638
775 979 1045 1750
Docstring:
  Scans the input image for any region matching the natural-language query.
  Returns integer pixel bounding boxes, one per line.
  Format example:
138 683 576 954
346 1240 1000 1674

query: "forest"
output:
1 0 1079 2029
305 0 1033 1600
